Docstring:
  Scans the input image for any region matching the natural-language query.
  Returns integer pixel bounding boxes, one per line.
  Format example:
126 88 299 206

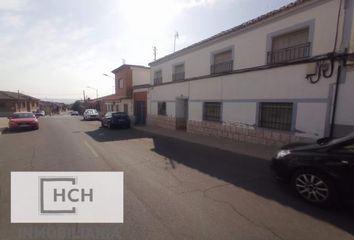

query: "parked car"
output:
70 111 79 116
33 110 45 117
83 109 99 120
8 112 39 130
271 132 354 207
101 112 131 129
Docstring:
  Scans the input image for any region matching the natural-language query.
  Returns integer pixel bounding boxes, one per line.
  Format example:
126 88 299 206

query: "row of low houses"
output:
0 90 67 117
0 91 40 117
97 0 354 147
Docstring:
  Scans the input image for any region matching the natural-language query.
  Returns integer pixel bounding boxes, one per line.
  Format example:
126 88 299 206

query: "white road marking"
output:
84 141 99 157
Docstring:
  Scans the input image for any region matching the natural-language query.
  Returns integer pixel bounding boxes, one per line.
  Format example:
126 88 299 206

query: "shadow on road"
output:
1 128 38 135
85 127 354 236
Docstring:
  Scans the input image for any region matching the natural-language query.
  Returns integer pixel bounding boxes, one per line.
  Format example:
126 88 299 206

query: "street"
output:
0 115 353 240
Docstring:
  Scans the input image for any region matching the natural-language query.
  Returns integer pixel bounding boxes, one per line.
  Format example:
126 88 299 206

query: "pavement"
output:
134 125 279 160
0 115 353 240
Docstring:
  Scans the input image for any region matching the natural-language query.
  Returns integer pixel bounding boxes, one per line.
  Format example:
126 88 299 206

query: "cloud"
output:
0 0 232 99
0 13 24 27
0 0 27 11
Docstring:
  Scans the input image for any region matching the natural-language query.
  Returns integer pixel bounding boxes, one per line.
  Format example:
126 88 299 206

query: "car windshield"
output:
86 110 97 114
11 113 35 119
112 112 127 117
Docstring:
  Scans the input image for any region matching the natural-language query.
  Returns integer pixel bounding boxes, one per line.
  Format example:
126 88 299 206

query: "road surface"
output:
0 115 353 240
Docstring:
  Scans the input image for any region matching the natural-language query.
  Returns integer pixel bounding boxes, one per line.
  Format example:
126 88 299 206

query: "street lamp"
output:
103 73 115 79
103 74 116 94
86 86 98 99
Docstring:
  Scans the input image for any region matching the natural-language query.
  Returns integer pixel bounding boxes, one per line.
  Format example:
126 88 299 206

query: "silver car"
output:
83 109 99 120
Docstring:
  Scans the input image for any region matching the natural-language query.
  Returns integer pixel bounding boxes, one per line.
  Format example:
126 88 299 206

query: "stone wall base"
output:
187 120 313 147
147 115 176 130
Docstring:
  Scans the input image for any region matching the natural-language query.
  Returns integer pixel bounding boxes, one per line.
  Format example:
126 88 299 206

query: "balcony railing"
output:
210 60 233 74
172 72 185 81
153 77 162 85
267 42 311 65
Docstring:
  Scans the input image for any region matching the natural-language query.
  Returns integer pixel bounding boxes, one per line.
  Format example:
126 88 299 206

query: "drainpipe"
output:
329 65 342 138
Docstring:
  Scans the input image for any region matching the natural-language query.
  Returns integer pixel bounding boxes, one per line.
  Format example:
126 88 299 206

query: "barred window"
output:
268 28 310 64
203 102 221 122
211 50 233 74
172 64 185 81
154 70 162 85
158 102 166 116
259 102 293 131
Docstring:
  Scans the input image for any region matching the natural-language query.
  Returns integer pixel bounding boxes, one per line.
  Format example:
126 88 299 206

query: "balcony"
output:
172 72 185 81
153 77 162 85
210 60 233 74
267 42 311 65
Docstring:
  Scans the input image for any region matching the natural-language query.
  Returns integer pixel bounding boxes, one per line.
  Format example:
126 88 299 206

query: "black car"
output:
271 132 354 207
101 112 131 129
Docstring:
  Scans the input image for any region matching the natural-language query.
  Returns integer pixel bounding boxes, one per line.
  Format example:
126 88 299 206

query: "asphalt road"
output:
0 115 353 240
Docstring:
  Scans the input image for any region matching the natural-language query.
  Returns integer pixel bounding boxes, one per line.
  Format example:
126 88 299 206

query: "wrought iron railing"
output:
259 102 293 131
210 60 233 74
153 77 162 85
172 72 185 81
267 42 311 64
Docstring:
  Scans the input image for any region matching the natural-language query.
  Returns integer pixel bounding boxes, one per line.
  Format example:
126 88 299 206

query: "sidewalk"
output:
134 125 279 160
0 117 8 134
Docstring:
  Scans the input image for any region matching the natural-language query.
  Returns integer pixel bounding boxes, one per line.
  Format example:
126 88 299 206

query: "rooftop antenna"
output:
174 31 179 52
153 46 157 61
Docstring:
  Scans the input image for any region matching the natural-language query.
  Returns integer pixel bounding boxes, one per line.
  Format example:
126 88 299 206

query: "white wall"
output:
150 0 342 82
150 64 336 102
223 102 257 125
336 69 354 126
132 67 150 86
148 62 336 137
189 102 203 121
295 102 327 137
166 102 175 117
147 0 353 138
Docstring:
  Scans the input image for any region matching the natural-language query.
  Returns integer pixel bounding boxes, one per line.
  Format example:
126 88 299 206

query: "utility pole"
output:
173 31 179 52
153 46 157 61
83 90 86 101
17 90 20 111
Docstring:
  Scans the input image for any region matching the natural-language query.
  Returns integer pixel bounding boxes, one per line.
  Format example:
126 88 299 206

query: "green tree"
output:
71 100 81 112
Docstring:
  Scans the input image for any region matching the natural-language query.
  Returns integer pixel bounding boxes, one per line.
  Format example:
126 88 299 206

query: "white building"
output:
147 0 354 146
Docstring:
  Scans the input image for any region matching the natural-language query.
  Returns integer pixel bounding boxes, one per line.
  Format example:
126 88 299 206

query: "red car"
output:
8 112 39 130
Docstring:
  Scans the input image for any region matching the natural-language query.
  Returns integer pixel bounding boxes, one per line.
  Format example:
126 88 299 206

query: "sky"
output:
0 0 294 102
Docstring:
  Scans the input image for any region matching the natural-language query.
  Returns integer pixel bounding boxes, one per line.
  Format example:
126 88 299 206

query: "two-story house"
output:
110 64 150 124
147 0 354 147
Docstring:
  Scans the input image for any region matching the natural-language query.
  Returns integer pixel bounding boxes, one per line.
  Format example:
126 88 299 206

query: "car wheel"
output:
291 170 336 207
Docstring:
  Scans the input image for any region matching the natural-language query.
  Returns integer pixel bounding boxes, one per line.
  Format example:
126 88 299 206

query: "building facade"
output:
92 65 150 123
147 0 354 146
111 64 150 123
0 91 40 117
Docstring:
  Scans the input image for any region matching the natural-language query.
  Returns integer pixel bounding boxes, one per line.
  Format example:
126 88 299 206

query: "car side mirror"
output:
317 137 330 145
7 116 12 119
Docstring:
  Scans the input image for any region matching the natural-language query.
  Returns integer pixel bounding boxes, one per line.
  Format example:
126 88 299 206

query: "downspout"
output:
329 65 341 138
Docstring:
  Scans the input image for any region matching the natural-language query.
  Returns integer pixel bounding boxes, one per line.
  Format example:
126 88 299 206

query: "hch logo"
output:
40 177 94 214
11 172 123 223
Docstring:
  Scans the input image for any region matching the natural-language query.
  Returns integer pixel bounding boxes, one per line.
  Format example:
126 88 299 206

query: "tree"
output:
71 100 81 112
